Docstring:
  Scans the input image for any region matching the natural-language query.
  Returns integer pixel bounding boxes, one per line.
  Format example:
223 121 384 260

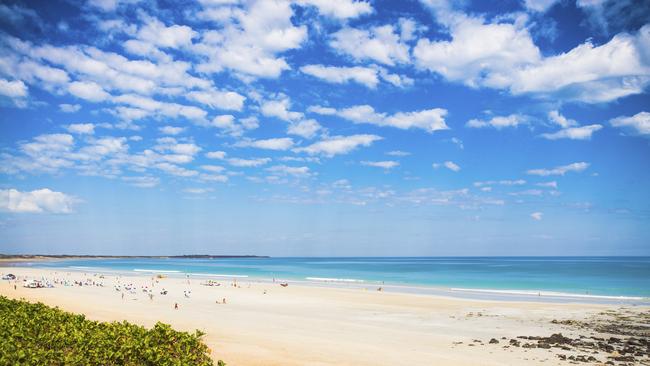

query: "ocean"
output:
14 256 650 300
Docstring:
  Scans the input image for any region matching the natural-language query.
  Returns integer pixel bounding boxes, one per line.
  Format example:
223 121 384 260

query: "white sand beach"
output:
1 267 647 366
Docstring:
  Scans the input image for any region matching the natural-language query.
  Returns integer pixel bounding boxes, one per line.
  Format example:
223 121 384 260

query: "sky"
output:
0 0 649 256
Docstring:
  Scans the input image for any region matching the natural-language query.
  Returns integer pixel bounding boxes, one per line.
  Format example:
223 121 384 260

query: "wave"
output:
450 287 645 301
133 269 181 273
305 277 365 283
190 273 249 278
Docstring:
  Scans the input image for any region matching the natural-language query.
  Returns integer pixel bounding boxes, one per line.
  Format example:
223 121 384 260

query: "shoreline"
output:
2 267 649 366
5 261 648 305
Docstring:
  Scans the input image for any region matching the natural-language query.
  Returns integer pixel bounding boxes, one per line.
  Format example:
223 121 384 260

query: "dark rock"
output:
489 338 499 344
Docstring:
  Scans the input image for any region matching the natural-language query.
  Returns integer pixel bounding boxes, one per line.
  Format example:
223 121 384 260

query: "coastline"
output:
2 266 649 365
5 260 648 305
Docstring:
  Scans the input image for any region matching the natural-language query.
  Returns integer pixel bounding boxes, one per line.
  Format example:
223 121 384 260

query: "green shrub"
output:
0 296 221 365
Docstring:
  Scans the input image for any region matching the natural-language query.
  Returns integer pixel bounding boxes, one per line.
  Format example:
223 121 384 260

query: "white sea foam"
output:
306 277 365 283
450 288 645 301
190 273 249 278
133 269 181 273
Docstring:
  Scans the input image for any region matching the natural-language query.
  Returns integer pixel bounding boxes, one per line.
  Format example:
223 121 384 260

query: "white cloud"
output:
386 150 410 157
540 124 603 140
65 123 95 135
183 188 213 194
68 81 110 102
287 119 322 139
414 16 540 89
237 137 294 150
361 160 399 169
260 96 304 121
414 4 650 103
440 161 461 172
122 176 160 188
466 114 525 129
266 165 311 176
186 89 246 111
296 0 373 19
113 94 207 122
194 0 307 79
0 78 28 98
0 188 77 213
300 64 379 88
159 126 185 135
536 181 558 188
310 104 448 132
136 17 197 49
205 150 227 159
200 165 225 172
209 114 257 136
530 211 543 220
59 103 81 113
227 157 271 167
610 111 650 136
526 162 590 176
507 25 650 102
548 110 577 128
474 179 526 187
295 134 382 157
523 0 559 12
330 24 410 66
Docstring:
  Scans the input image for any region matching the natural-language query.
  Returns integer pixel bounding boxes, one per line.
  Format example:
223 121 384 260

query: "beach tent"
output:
2 274 16 280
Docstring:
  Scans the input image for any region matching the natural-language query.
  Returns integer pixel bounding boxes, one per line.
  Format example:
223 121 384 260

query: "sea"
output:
12 256 650 303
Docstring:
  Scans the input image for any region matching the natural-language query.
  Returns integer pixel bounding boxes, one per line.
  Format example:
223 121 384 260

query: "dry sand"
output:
1 267 646 365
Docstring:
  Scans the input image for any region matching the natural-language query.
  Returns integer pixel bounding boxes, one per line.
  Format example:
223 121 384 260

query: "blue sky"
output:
0 0 649 256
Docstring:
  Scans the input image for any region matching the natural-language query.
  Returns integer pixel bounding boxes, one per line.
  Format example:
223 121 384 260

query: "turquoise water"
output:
17 257 650 298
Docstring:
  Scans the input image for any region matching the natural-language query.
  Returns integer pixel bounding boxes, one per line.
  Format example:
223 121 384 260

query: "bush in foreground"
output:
0 296 220 365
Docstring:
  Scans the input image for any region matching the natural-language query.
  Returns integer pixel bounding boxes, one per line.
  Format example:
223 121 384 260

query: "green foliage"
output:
0 296 221 365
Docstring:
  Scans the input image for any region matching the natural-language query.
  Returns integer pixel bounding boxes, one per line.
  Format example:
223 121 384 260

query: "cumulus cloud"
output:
415 2 650 103
523 0 559 12
300 64 379 88
540 124 603 140
287 119 322 139
386 150 410 157
548 110 578 128
433 161 461 172
65 123 95 134
59 103 81 113
530 211 543 220
527 162 590 176
186 89 246 111
610 111 650 136
266 164 311 176
296 0 372 20
295 134 382 157
236 137 295 150
310 104 448 132
361 160 399 169
194 0 307 79
466 114 525 129
227 157 271 167
205 150 227 159
0 78 28 98
0 188 77 213
68 81 111 102
159 126 185 135
330 24 410 66
260 96 304 121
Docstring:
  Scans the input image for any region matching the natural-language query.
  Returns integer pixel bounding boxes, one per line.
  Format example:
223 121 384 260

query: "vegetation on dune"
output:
0 296 221 365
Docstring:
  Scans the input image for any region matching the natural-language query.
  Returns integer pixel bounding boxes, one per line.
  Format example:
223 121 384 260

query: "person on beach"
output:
222 297 226 304
174 303 178 310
